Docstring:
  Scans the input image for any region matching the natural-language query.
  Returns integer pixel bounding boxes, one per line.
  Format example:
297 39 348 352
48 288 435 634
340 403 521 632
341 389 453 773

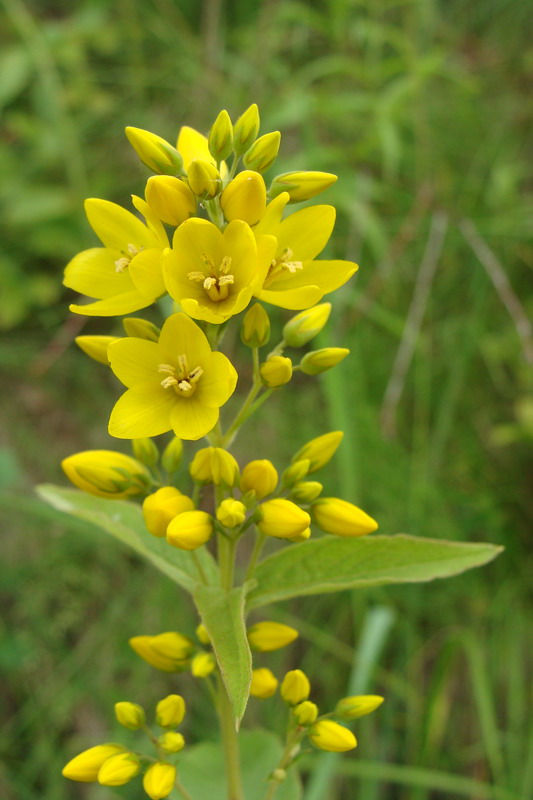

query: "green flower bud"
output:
122 317 160 341
161 437 183 473
114 701 145 730
300 347 350 375
270 170 337 203
233 103 260 155
243 131 281 173
208 109 234 162
132 438 159 467
241 303 270 348
283 303 331 348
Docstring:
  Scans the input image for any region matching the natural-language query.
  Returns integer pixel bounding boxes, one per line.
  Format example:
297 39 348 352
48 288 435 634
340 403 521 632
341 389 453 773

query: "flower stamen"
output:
158 357 202 397
114 243 144 273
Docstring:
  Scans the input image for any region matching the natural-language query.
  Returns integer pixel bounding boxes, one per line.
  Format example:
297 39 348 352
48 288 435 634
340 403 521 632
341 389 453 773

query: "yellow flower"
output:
335 695 384 720
62 744 126 782
98 753 141 786
220 170 267 225
208 109 233 162
189 447 240 486
311 497 378 537
292 431 343 473
217 498 247 528
125 126 183 174
143 762 177 800
243 131 281 173
281 459 310 488
187 159 222 198
300 347 350 375
156 694 186 728
62 450 151 499
166 510 213 551
308 720 357 752
241 303 270 348
122 317 160 341
196 623 210 644
142 487 195 538
233 103 260 155
270 170 337 203
283 303 331 347
64 196 169 316
240 459 278 498
158 731 185 753
248 621 298 652
150 631 195 661
132 437 159 467
163 218 276 324
260 356 293 388
291 481 323 503
114 701 145 730
145 175 196 226
293 701 318 726
129 632 193 672
108 313 237 441
161 437 183 473
257 498 310 540
280 669 310 705
75 335 119 364
191 651 216 677
250 668 278 699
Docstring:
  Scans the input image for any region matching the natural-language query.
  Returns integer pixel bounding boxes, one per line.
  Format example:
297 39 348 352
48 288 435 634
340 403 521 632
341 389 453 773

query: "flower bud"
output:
62 450 151 499
122 317 160 341
281 459 310 488
216 498 247 528
292 431 343 473
258 498 310 540
288 526 311 543
233 103 260 155
240 459 278 499
309 720 357 752
187 158 221 198
75 335 119 365
250 668 278 699
294 700 318 726
248 621 298 652
311 498 378 537
190 447 240 486
241 303 270 348
114 701 145 730
132 437 159 467
335 695 384 720
291 481 323 503
220 170 266 225
158 731 185 753
150 631 195 661
125 126 184 175
143 762 177 800
243 131 281 173
129 635 190 672
191 651 216 677
208 109 234 162
161 437 184 473
260 356 292 388
196 623 210 644
167 510 213 550
270 170 337 203
280 669 310 705
301 348 350 376
156 694 186 728
145 175 196 226
143 487 195 538
62 744 126 782
98 752 141 786
283 303 331 348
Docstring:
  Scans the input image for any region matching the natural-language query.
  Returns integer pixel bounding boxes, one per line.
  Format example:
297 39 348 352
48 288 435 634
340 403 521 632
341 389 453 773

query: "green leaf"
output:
36 484 218 592
194 583 251 727
247 534 503 609
179 729 302 800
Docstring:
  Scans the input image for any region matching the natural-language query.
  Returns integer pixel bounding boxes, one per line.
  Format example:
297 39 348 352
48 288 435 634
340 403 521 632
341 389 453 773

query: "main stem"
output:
217 674 244 800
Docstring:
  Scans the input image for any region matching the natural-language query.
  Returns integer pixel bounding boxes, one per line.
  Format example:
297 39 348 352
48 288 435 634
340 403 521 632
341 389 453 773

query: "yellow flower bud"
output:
75 335 119 365
132 438 159 467
191 651 216 677
129 635 190 672
62 744 126 782
217 498 247 528
190 447 240 486
156 694 186 727
122 317 160 341
288 526 311 543
258 498 310 540
62 450 151 499
161 437 183 473
233 103 260 155
280 669 310 705
260 356 293 388
125 126 183 175
143 487 195 538
309 720 357 752
208 109 233 162
292 431 344 473
335 694 384 720
294 700 319 726
283 303 331 348
167 510 213 550
114 701 145 730
145 175 196 226
98 752 141 786
241 303 270 348
150 631 195 661
241 459 278 499
187 158 221 198
270 170 337 203
220 170 266 225
158 731 185 754
248 621 298 652
291 481 323 503
250 667 278 699
311 497 378 537
243 131 281 173
143 762 177 800
301 348 350 376
196 623 211 644
281 459 310 488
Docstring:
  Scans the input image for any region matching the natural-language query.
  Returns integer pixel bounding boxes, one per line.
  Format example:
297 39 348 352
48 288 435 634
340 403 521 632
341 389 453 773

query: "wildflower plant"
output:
39 104 502 800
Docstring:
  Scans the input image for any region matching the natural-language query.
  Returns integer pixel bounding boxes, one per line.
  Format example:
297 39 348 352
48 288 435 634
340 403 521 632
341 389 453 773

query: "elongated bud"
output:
75 335 119 365
260 355 292 388
98 752 141 786
114 701 145 730
62 451 151 499
129 635 190 672
241 303 270 348
156 694 186 728
280 669 310 705
187 158 221 198
150 631 195 661
145 175 196 226
257 498 310 540
270 170 337 203
301 348 350 375
243 131 281 173
132 437 159 467
233 103 260 155
248 621 298 652
311 497 378 537
288 526 311 543
220 170 266 225
166 509 213 550
158 731 185 753
143 762 177 800
281 459 310 488
125 127 183 175
292 431 343 473
241 459 278 499
189 447 240 486
335 695 384 720
291 481 323 502
294 700 318 726
62 744 126 782
122 317 160 341
309 720 357 752
283 303 331 347
208 109 233 162
196 623 210 644
143 487 194 537
217 498 246 528
250 668 278 698
191 651 216 677
161 436 183 473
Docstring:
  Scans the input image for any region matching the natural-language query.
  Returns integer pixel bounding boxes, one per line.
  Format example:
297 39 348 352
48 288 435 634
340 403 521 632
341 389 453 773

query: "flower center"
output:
264 247 303 286
115 243 144 273
187 254 235 302
158 355 203 398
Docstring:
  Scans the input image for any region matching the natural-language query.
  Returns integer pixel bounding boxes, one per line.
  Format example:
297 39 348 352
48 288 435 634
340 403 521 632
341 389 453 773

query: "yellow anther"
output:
188 271 206 282
115 257 130 273
158 364 175 375
218 275 234 287
177 354 189 376
178 380 193 393
161 376 178 389
202 253 216 271
188 366 204 383
219 256 232 274
284 260 303 273
203 277 218 291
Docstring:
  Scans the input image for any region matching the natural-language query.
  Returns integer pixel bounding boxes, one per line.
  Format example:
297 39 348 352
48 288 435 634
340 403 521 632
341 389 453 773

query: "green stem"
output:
175 777 194 800
263 728 305 800
221 382 263 447
244 529 266 582
217 673 244 800
192 551 209 585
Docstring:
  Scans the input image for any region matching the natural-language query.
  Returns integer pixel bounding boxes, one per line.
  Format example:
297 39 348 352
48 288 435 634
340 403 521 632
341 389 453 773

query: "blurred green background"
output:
1 0 532 798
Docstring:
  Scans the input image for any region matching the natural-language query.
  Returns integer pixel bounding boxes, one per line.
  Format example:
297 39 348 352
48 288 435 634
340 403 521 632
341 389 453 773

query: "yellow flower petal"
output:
195 351 238 408
157 313 212 367
258 285 324 310
70 291 152 317
170 401 219 441
222 220 257 282
177 126 215 171
128 248 166 299
85 198 159 251
276 205 336 261
109 389 175 438
64 248 134 299
253 192 290 237
108 338 161 388
254 234 279 290
171 218 225 274
272 259 358 294
180 297 231 324
131 195 169 246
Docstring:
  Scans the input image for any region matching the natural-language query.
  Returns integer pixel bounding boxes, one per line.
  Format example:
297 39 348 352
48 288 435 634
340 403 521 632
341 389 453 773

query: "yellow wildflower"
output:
294 701 318 726
158 731 185 753
156 694 186 728
250 668 278 699
114 701 145 730
308 720 357 752
257 498 310 540
311 497 378 537
335 695 384 720
129 632 193 672
145 175 196 226
75 335 119 364
260 356 293 388
248 621 298 652
61 450 151 499
280 669 310 705
142 487 195 538
240 459 278 498
143 762 177 800
98 753 141 786
220 170 267 225
166 510 213 550
62 744 126 782
191 651 216 677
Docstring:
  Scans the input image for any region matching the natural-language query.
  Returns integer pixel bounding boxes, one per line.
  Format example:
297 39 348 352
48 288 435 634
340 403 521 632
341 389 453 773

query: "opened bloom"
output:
108 313 237 440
